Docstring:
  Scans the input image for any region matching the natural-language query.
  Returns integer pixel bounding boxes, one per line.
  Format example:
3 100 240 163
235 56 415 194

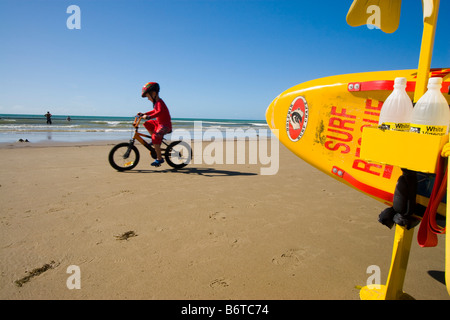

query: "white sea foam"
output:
0 114 270 143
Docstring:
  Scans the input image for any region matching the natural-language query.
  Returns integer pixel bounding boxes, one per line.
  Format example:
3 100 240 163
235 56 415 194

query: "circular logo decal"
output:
286 96 308 142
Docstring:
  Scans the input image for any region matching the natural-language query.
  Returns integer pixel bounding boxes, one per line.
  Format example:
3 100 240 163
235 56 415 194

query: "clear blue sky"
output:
1 0 449 119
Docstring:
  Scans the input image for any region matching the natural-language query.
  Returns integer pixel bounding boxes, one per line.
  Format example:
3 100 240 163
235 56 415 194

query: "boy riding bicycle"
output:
138 82 172 167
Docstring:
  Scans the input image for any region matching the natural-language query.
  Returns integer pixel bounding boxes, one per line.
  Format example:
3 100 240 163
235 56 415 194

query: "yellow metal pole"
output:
360 225 414 300
443 144 450 296
447 161 450 296
383 226 415 299
414 0 440 103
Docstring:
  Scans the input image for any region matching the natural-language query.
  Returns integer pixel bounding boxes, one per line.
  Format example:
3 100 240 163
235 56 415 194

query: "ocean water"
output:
0 114 271 144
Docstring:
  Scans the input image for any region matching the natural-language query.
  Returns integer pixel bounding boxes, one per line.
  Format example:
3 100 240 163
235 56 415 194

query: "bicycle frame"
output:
129 116 170 157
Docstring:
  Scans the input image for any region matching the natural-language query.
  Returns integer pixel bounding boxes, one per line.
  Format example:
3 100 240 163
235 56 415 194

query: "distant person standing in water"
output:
45 111 52 125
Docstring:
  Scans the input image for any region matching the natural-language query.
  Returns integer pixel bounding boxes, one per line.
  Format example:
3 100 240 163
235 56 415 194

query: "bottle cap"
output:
394 77 407 86
428 77 443 85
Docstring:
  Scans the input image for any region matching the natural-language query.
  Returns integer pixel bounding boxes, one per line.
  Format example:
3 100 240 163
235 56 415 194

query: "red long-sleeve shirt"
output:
145 99 172 129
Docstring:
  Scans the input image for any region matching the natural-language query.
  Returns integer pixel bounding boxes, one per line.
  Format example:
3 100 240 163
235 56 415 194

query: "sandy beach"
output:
0 139 448 300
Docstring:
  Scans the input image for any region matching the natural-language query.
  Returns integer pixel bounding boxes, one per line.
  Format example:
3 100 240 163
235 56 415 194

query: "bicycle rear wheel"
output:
109 142 140 171
165 141 192 169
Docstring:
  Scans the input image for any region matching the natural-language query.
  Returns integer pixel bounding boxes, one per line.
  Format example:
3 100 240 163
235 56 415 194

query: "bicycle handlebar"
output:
133 115 142 128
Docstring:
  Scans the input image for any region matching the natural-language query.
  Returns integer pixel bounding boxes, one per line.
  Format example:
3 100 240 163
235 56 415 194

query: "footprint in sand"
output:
47 207 64 213
271 248 307 268
230 237 250 248
209 212 226 221
209 278 230 288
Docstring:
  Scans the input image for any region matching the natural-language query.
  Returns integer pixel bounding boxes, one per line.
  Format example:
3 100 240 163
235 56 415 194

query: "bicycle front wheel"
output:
165 141 192 169
109 142 140 171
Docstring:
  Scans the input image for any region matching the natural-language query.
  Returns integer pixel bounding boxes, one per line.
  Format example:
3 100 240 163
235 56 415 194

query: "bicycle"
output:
108 116 192 171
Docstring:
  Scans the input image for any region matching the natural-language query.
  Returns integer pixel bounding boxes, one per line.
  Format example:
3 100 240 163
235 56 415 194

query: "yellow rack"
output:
361 128 448 174
348 0 449 299
360 127 448 299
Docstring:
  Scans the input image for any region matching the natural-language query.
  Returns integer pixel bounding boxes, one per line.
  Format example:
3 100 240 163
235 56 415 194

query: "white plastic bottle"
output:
378 77 413 131
410 77 450 135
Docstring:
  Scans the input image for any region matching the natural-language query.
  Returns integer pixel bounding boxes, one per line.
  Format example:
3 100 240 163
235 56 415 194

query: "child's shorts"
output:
143 120 172 144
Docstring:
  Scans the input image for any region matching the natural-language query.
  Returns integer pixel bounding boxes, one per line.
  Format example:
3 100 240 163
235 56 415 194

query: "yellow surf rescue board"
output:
266 68 450 212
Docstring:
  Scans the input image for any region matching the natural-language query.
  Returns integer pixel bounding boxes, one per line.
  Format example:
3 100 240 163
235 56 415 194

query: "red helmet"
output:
141 82 160 97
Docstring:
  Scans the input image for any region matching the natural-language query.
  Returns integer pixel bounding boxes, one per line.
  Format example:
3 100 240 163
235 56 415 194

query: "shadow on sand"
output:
121 167 258 177
427 270 446 286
